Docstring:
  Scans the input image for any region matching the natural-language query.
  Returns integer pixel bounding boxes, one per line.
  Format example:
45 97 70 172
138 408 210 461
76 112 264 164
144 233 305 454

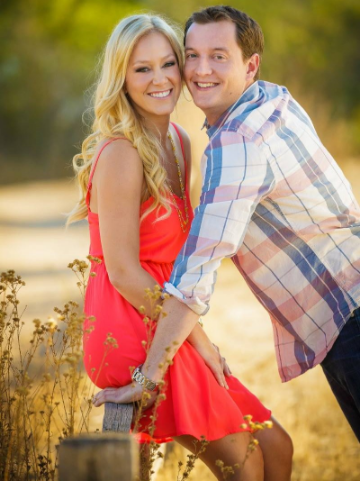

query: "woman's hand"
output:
194 339 230 389
212 343 232 377
92 382 157 409
187 323 231 389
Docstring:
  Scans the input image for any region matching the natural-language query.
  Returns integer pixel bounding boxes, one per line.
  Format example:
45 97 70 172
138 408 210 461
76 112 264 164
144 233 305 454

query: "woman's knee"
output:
259 419 293 463
175 432 264 481
212 444 264 481
274 423 293 461
207 433 265 481
283 429 294 460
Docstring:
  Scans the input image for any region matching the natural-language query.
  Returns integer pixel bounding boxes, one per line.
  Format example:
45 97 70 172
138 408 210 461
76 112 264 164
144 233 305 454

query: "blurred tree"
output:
262 0 360 154
0 0 144 183
0 0 359 184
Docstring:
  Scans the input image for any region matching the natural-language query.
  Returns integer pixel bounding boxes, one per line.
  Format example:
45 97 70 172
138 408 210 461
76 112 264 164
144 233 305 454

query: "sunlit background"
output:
1 0 360 479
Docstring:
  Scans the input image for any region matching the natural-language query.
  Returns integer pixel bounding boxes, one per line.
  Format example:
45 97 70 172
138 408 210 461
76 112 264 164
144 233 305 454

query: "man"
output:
101 6 360 441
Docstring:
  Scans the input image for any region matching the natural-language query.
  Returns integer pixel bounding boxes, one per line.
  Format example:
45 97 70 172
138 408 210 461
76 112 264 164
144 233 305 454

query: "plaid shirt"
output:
165 80 360 382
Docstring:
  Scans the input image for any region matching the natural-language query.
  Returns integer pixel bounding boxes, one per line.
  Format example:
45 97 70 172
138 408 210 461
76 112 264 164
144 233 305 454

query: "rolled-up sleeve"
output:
164 129 275 315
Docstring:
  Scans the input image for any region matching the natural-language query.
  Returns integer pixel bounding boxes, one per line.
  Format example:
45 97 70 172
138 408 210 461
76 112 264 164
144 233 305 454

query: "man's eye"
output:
186 53 197 59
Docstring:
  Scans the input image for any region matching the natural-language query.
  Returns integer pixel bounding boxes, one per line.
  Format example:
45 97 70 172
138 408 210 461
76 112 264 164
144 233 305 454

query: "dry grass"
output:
0 266 270 481
0 260 106 481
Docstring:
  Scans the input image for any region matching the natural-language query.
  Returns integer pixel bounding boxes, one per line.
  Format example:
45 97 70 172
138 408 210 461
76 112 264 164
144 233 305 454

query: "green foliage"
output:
0 0 144 183
0 0 359 184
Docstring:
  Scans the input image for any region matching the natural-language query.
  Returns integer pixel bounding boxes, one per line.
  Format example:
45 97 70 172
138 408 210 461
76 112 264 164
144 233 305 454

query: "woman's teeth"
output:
149 90 171 98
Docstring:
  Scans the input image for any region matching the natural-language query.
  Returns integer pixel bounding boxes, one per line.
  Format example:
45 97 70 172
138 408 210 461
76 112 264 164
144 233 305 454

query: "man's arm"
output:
142 296 229 388
92 299 229 408
142 130 275 384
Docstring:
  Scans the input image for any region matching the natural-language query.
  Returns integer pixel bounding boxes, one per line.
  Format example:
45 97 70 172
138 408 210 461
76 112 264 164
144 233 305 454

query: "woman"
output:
68 14 293 481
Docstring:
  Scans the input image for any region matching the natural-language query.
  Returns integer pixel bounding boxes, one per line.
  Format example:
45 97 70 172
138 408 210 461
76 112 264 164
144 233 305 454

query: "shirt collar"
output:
204 81 260 138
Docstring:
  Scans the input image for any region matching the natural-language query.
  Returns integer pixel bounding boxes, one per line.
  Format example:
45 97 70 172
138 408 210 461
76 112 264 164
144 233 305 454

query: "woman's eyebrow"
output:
132 53 176 65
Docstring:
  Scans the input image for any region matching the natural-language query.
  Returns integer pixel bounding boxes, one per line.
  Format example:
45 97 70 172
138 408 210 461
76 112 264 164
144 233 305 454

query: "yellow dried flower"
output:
263 420 273 429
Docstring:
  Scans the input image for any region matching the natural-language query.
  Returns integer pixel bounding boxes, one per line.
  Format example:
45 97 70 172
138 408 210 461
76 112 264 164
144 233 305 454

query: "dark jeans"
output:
321 306 360 441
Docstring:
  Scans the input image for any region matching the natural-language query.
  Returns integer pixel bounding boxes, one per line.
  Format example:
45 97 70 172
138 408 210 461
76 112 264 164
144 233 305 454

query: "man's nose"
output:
194 57 212 76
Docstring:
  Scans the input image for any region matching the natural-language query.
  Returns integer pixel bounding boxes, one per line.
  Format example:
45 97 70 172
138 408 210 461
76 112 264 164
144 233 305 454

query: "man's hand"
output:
92 382 157 410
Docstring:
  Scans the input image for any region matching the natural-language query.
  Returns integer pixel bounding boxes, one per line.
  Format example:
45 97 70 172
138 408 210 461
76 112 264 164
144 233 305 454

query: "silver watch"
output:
132 365 158 391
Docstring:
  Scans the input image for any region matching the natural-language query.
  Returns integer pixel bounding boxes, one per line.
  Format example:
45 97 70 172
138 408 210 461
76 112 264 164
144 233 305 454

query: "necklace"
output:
167 131 189 233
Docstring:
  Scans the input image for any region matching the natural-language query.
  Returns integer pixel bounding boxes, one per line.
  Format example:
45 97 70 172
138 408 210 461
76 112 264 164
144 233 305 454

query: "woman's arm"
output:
91 139 161 316
90 136 229 407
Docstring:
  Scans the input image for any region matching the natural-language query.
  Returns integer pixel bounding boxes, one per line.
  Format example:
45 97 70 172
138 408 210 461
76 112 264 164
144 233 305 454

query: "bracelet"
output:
132 364 159 392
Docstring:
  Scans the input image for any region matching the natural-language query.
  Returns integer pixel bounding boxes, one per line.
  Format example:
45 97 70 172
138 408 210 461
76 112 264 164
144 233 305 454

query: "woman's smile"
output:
125 31 181 120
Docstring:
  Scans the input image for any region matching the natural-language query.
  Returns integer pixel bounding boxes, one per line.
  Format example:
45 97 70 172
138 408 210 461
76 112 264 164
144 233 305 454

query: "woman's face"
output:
125 31 181 121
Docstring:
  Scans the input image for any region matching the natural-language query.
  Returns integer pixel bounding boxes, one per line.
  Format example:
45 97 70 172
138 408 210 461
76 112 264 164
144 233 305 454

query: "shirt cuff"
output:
163 282 210 316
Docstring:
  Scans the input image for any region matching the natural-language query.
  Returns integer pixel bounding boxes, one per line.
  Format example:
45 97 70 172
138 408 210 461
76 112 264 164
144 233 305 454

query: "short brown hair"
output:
184 6 264 80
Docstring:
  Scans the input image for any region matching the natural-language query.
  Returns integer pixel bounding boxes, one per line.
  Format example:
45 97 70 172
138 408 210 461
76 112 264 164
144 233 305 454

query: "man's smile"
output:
194 82 219 90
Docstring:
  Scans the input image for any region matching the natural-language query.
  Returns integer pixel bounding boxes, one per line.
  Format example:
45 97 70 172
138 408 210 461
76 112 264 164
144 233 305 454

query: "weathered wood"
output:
103 402 134 432
58 433 138 481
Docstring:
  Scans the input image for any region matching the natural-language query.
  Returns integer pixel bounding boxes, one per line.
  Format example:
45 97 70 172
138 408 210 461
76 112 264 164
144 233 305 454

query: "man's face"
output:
184 20 257 125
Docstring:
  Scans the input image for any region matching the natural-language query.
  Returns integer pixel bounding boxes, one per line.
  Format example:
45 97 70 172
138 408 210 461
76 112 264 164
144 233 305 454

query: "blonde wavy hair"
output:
67 14 184 225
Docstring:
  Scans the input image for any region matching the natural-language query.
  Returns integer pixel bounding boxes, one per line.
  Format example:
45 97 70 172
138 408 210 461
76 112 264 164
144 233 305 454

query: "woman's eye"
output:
135 67 149 73
164 61 176 68
186 53 197 59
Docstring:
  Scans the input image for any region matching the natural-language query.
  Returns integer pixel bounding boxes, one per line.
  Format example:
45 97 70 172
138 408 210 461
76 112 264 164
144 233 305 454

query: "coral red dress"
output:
83 124 271 443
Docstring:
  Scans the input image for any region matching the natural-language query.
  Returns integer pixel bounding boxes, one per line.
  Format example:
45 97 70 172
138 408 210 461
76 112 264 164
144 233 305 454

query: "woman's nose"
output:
152 68 167 85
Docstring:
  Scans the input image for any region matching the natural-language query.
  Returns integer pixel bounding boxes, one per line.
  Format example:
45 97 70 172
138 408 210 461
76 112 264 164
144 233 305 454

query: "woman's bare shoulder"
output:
92 137 142 179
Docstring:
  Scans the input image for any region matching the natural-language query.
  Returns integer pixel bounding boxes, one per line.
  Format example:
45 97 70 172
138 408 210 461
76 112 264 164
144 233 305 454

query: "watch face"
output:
145 380 156 391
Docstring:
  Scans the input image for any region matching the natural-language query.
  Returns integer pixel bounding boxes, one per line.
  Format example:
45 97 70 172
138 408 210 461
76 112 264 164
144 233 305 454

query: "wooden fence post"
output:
58 433 139 481
103 402 133 432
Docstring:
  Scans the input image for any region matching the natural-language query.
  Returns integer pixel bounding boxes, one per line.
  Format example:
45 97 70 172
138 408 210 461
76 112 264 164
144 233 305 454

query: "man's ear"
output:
246 53 260 80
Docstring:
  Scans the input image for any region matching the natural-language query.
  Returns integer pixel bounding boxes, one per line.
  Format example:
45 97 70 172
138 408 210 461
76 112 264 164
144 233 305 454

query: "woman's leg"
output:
174 431 264 481
254 417 293 481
